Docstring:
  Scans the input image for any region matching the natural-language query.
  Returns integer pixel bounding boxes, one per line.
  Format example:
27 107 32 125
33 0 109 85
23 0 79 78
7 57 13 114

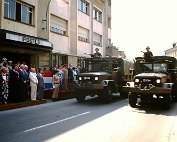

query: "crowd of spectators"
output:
0 57 81 104
0 58 44 104
51 64 81 100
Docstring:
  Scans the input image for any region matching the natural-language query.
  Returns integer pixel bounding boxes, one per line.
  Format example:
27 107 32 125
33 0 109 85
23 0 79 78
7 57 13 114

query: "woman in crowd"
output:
1 67 9 104
0 66 4 104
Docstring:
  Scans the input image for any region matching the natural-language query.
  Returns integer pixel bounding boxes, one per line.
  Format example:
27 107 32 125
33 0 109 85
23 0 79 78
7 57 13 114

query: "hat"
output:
95 48 99 52
146 46 150 49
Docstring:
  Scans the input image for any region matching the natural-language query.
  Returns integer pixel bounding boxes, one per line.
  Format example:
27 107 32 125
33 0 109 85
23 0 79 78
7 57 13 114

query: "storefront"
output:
0 29 53 69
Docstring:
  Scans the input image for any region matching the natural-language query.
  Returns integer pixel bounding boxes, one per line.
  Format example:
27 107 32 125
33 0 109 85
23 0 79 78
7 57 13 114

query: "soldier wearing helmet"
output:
94 48 102 58
142 46 153 59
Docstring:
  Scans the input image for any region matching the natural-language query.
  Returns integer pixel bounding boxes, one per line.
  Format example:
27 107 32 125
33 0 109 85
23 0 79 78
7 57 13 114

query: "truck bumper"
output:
122 86 172 94
74 83 104 92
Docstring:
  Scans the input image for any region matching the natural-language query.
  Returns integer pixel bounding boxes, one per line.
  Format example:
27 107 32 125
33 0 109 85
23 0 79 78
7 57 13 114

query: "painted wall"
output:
49 0 69 55
50 0 69 20
93 20 103 35
3 19 37 36
77 41 91 56
77 11 90 29
50 33 69 54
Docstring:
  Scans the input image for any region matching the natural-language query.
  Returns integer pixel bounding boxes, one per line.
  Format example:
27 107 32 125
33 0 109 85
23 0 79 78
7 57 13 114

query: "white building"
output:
165 43 177 58
0 0 112 68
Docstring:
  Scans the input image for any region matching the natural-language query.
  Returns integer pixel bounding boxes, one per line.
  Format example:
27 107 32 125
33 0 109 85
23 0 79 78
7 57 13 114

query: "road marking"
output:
22 111 90 133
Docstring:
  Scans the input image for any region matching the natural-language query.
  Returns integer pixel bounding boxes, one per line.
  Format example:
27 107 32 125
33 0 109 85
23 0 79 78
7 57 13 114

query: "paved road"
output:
0 96 177 142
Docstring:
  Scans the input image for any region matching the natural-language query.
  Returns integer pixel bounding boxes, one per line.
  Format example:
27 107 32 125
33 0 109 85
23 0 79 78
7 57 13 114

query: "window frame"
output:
50 15 68 36
78 0 90 15
93 32 102 47
4 0 33 25
93 7 102 23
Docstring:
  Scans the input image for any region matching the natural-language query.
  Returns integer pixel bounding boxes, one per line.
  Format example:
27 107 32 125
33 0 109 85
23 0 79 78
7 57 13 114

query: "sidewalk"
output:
0 89 75 111
0 100 47 111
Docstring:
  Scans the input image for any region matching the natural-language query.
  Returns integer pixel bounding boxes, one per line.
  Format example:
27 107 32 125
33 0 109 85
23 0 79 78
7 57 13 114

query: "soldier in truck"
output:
142 46 153 61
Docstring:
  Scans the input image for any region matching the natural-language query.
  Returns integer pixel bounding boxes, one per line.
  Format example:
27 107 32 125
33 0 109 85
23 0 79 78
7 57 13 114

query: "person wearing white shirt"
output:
29 68 38 101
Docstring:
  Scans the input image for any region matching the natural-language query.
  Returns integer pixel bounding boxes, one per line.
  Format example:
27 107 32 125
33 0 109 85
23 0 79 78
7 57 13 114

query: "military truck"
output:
123 56 177 109
74 56 133 102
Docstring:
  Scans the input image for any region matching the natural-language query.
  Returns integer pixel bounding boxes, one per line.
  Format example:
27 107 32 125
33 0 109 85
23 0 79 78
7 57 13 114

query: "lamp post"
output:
43 0 52 30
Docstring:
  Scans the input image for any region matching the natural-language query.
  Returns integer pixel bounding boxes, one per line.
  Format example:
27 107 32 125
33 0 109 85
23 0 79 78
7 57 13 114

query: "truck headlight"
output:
156 79 161 83
78 77 82 80
135 78 139 83
95 77 99 81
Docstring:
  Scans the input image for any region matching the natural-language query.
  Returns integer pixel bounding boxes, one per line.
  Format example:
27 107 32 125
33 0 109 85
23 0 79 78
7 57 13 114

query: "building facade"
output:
165 44 177 58
0 0 53 69
0 0 111 69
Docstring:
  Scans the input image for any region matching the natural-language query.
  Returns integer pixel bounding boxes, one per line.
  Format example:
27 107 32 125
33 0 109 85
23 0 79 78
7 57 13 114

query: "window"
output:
22 5 32 24
93 32 102 46
78 0 89 15
4 0 33 25
50 15 67 36
108 39 111 46
108 17 111 28
78 26 89 42
93 8 102 22
4 0 15 19
108 0 111 6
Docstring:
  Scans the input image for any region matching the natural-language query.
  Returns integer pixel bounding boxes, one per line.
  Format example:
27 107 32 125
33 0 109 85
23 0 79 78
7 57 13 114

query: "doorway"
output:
0 51 31 65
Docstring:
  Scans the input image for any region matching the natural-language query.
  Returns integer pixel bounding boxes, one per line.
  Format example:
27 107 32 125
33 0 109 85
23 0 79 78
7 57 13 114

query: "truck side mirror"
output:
129 68 134 75
113 67 120 72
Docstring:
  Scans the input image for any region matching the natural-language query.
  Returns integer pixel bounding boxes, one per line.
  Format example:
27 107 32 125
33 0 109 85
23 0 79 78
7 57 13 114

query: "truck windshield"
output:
140 63 167 73
88 62 110 72
86 61 121 72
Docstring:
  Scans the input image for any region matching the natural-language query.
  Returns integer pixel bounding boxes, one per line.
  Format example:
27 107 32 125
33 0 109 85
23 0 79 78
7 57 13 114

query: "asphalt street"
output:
0 96 177 142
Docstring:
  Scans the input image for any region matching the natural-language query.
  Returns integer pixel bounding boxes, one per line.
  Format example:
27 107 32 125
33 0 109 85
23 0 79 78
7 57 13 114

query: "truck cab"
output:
123 56 177 109
74 57 133 102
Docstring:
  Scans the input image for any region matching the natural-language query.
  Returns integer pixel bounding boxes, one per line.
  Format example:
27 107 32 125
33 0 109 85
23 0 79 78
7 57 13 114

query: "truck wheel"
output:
120 91 128 98
171 87 177 102
172 95 177 102
128 93 138 108
76 96 86 102
163 95 171 110
103 86 113 103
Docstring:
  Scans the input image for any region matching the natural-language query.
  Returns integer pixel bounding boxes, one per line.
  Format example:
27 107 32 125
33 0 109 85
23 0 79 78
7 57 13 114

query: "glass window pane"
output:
93 9 95 19
78 0 82 10
16 2 21 21
83 2 86 13
29 8 32 24
21 5 27 23
9 0 15 19
4 0 9 18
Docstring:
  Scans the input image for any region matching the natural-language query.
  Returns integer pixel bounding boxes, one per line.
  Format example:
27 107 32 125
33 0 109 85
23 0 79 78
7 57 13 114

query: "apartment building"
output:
0 0 111 68
0 0 53 68
165 43 177 58
47 0 112 67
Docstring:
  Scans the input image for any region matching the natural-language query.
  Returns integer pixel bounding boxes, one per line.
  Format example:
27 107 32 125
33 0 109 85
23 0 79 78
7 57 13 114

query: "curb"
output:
0 99 47 111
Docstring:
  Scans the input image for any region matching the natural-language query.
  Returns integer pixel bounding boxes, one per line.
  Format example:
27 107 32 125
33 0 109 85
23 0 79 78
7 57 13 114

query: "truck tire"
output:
103 86 113 103
120 91 128 98
163 95 171 110
128 93 138 108
171 84 177 102
172 95 177 102
76 96 86 102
